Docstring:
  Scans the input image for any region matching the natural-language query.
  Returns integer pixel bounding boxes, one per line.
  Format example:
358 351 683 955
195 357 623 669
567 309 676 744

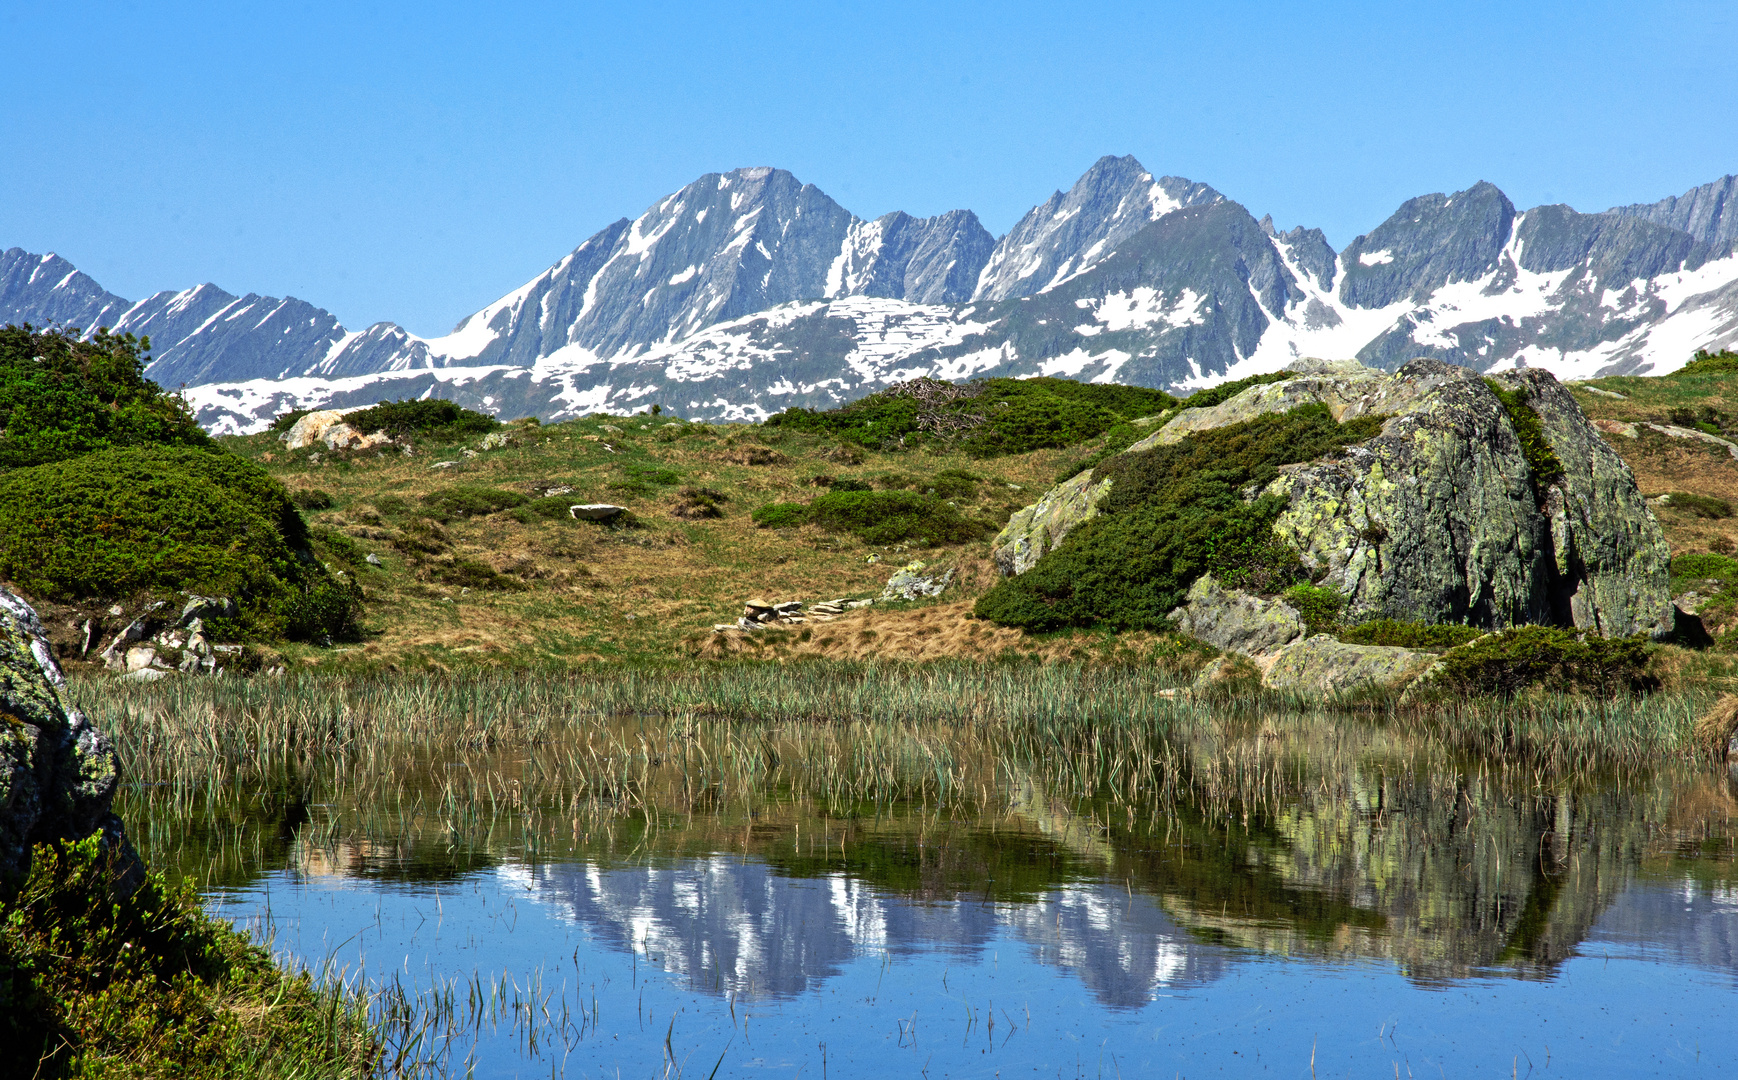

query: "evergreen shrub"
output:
419 486 528 521
0 325 210 469
1680 348 1738 376
1427 626 1656 697
0 447 356 642
341 398 500 442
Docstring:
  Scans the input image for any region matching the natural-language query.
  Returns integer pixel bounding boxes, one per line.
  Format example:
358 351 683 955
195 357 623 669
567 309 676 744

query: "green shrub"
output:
1484 379 1566 497
1176 371 1292 410
1282 584 1346 635
1671 552 1738 582
0 446 356 642
1426 626 1656 697
1662 492 1734 519
766 376 1175 456
960 396 1120 457
342 398 500 442
418 485 528 521
807 489 989 546
926 469 982 499
1680 348 1738 376
510 496 580 523
974 404 1384 632
752 502 811 529
0 325 211 470
431 558 526 591
369 493 413 518
291 487 336 511
0 833 379 1075
830 478 872 492
1338 620 1484 649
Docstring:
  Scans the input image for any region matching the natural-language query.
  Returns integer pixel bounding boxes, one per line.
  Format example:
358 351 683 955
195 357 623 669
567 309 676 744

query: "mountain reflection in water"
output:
511 858 1222 1006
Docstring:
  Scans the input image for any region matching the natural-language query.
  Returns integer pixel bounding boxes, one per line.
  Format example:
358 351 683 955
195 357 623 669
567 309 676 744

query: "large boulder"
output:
0 586 140 890
280 410 346 451
1169 574 1305 656
992 357 1673 639
1261 634 1437 695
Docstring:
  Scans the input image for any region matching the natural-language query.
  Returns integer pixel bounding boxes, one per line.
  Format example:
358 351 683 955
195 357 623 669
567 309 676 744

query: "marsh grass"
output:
60 663 1738 1068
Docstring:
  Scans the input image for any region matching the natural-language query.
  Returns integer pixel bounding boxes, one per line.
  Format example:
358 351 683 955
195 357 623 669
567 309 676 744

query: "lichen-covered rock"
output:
1262 634 1437 695
996 356 1673 640
1263 361 1671 637
1169 574 1305 656
882 561 955 601
990 468 1113 575
0 586 140 890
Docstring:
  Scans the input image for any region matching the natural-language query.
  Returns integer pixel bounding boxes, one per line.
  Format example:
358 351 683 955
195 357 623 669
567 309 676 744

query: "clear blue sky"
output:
3 1 1734 337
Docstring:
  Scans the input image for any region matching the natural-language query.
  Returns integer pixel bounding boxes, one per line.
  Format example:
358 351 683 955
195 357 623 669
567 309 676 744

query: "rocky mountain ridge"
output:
5 158 1737 432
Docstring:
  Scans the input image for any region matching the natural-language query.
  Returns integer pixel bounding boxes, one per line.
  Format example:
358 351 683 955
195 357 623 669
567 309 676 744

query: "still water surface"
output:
125 710 1738 1078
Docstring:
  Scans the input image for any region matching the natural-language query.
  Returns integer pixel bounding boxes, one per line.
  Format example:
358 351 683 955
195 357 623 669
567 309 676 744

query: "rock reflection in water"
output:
513 858 1225 1006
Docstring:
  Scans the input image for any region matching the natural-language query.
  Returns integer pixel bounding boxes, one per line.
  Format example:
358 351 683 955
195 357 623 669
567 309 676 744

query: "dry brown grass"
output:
1692 693 1738 759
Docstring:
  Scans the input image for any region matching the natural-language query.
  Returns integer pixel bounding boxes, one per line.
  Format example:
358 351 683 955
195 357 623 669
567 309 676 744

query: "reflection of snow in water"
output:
1586 879 1738 979
513 858 1224 1006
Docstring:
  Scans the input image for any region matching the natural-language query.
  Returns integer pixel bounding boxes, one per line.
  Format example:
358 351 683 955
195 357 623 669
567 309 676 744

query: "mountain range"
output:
4 157 1736 433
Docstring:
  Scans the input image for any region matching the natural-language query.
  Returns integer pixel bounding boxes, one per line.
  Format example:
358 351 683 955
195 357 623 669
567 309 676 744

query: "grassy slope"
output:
208 413 1173 671
135 368 1738 678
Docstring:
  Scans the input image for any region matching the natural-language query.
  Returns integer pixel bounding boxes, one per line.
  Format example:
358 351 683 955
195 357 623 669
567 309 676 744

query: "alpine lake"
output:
84 668 1738 1079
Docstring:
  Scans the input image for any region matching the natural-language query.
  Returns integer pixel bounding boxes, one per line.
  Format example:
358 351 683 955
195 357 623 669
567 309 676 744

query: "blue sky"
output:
3 0 1734 336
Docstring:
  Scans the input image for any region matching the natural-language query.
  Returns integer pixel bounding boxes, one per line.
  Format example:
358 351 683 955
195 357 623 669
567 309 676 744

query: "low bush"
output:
267 408 312 433
959 396 1121 457
1174 371 1292 410
290 487 336 511
1680 348 1738 376
342 398 501 442
1282 584 1346 636
0 446 356 641
0 325 211 470
0 834 379 1075
419 485 528 521
1671 552 1738 588
1425 626 1657 697
766 376 1175 456
430 558 526 591
1663 492 1734 519
1338 620 1485 649
807 489 989 546
926 469 982 499
974 404 1384 632
752 502 810 529
510 496 580 523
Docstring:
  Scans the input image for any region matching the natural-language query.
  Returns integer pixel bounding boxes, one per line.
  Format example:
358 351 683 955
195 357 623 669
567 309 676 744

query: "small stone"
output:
124 646 157 673
569 504 625 520
365 553 382 566
429 460 458 469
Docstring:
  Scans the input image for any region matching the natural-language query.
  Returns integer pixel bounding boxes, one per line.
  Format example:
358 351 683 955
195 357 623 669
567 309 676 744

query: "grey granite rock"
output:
1261 634 1437 695
1169 575 1305 656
